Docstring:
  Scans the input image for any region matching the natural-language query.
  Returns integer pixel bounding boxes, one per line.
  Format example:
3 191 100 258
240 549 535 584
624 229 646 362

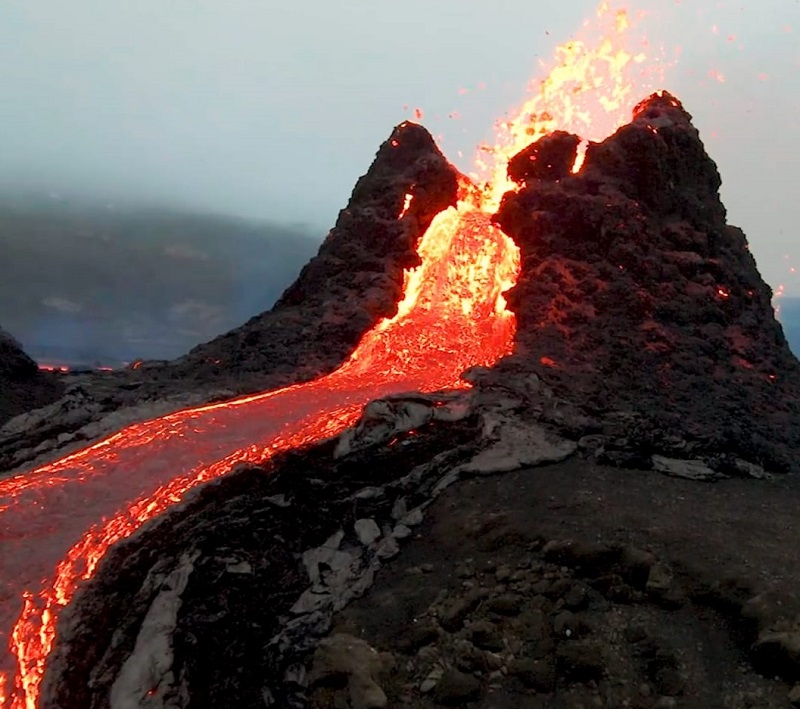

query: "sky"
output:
1 0 799 293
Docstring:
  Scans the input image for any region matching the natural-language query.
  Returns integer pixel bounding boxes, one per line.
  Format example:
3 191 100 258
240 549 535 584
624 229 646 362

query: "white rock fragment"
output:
392 524 413 540
462 420 577 474
354 518 381 546
226 560 252 575
375 535 400 560
333 392 472 459
402 507 424 527
109 551 198 709
391 497 408 521
651 455 721 481
419 666 444 693
291 588 331 615
302 530 345 585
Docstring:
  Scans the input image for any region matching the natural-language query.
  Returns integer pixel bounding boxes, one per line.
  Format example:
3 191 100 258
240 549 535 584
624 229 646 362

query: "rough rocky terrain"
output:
317 458 800 709
37 389 800 709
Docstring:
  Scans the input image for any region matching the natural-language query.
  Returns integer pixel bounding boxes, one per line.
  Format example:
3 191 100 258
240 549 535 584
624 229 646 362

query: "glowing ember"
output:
0 3 663 706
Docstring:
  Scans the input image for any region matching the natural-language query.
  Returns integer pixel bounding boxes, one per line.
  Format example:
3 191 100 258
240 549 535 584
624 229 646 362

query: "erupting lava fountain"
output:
0 4 667 707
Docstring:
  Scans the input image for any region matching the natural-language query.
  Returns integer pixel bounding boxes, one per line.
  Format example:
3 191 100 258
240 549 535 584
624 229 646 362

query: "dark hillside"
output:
0 193 318 365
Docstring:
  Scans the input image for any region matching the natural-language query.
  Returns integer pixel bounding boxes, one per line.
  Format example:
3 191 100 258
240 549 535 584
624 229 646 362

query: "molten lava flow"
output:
0 196 519 709
0 3 665 707
398 192 414 219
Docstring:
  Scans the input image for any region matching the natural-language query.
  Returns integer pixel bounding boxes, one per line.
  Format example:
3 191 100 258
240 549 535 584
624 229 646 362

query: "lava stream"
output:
0 3 665 706
0 206 518 709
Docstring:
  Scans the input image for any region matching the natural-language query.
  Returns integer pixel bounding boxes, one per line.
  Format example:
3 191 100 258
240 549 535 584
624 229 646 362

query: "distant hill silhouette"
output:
0 193 319 365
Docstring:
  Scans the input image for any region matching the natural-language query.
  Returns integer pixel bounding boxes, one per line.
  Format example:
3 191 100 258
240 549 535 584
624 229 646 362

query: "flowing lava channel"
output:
0 4 666 707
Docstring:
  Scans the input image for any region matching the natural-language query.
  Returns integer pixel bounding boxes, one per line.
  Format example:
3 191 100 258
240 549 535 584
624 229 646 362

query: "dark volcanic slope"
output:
0 326 63 425
492 91 800 472
166 122 460 388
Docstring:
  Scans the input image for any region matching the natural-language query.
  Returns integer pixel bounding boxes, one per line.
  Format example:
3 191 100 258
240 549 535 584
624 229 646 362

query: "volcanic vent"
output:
488 91 800 472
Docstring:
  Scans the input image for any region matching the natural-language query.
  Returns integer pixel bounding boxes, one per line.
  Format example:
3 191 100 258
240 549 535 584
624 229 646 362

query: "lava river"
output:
0 205 518 708
0 3 661 705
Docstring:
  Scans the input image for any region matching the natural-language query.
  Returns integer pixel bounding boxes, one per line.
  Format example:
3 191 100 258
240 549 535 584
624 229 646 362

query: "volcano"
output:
2 7 800 707
1 90 798 709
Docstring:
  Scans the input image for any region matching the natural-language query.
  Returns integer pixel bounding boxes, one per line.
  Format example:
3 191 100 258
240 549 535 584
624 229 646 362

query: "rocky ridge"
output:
167 121 460 384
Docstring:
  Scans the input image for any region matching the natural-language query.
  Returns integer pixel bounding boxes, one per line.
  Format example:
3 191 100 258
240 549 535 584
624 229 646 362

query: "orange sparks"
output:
472 2 662 209
0 4 665 707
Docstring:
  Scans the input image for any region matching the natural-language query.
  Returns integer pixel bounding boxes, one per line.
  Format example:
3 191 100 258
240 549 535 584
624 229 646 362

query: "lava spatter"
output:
0 3 659 706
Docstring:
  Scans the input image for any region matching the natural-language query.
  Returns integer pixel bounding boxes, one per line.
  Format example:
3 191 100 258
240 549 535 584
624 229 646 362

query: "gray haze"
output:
2 0 799 292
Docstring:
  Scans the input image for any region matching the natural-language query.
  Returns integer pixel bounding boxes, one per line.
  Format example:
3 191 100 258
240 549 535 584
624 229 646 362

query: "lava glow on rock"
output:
0 4 664 707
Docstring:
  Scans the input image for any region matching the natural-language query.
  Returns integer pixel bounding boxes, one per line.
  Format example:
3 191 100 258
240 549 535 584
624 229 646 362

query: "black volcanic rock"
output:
507 130 582 183
0 326 63 425
166 122 461 387
491 91 800 471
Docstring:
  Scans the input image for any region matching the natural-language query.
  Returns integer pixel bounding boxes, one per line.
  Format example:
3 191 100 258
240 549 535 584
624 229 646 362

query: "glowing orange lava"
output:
35 365 69 374
0 3 664 706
